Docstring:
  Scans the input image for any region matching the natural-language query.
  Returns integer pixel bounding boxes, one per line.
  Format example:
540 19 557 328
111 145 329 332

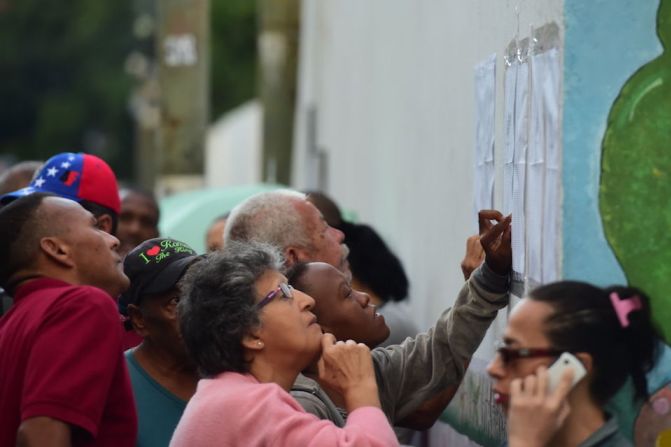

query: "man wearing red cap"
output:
0 193 137 446
1 152 121 234
0 153 143 348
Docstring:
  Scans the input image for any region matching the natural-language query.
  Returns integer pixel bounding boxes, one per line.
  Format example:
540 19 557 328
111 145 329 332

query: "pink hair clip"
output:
609 292 642 328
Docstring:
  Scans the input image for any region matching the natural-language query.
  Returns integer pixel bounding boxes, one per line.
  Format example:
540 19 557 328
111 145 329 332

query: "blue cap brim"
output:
0 186 39 204
0 186 81 206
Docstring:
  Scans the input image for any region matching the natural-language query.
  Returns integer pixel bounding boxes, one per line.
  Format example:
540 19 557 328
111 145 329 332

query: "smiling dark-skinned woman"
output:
169 242 398 447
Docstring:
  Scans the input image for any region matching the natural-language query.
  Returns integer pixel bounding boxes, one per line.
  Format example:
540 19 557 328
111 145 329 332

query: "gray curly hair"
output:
178 241 283 376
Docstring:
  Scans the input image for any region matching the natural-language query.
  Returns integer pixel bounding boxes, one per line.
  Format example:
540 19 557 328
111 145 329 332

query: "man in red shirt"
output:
0 152 145 347
0 193 137 446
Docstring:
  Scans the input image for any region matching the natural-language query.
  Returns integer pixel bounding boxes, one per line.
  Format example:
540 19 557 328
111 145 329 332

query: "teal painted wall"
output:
563 0 661 285
564 0 671 441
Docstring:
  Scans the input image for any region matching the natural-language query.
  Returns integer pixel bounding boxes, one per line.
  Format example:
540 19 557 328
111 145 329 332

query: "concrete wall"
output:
293 0 671 444
293 1 562 444
205 100 262 187
294 0 562 331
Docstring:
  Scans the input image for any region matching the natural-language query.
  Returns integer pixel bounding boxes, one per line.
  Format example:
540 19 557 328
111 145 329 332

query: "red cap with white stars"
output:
0 152 121 214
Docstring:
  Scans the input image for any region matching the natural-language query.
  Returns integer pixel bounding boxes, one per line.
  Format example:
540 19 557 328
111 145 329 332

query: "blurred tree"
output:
0 0 257 181
0 0 136 177
210 0 257 119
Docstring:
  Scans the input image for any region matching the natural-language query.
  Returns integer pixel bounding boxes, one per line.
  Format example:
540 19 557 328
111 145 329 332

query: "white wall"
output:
294 0 562 331
293 1 563 443
206 100 262 187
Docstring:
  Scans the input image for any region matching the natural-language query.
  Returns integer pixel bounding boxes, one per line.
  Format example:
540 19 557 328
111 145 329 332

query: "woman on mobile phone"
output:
487 281 663 447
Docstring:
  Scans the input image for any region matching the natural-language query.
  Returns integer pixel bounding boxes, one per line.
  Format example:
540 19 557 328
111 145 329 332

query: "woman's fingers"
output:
480 214 511 248
511 377 523 397
536 365 548 396
507 367 573 447
321 332 336 348
478 210 504 235
523 374 537 397
461 234 485 280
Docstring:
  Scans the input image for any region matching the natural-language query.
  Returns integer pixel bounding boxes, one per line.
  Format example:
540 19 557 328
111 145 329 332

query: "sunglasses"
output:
495 345 565 367
256 283 294 309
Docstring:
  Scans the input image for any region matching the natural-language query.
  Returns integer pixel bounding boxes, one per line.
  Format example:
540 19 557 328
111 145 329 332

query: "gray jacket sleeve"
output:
293 390 340 421
291 373 347 427
372 263 509 423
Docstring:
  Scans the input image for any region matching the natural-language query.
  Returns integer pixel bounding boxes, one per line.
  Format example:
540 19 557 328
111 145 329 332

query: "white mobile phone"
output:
547 352 587 392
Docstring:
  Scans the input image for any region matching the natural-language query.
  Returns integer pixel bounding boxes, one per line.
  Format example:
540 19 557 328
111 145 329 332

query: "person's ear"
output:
242 327 264 352
127 304 148 337
164 299 179 318
576 352 593 375
284 247 300 266
96 214 114 234
40 237 76 268
285 246 311 266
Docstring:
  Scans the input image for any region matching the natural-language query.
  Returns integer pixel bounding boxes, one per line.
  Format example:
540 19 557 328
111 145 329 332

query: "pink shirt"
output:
170 372 398 447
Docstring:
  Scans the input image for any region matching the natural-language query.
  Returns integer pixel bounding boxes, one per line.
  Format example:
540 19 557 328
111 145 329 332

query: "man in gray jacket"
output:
225 189 511 430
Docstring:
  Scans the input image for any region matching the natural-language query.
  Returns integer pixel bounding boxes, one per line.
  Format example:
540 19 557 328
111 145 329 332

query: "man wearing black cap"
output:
121 238 200 447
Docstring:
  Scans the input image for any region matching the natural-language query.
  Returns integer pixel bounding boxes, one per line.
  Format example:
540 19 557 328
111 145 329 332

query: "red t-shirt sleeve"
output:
20 286 124 438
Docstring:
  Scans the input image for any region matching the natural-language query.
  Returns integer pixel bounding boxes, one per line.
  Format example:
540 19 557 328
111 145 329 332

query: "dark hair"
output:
304 191 343 228
339 222 409 302
529 281 661 404
120 186 160 220
178 242 282 376
286 262 310 292
0 193 54 290
80 199 118 235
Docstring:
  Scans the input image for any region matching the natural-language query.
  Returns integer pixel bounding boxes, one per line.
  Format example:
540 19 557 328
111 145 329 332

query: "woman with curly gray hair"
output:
169 242 398 446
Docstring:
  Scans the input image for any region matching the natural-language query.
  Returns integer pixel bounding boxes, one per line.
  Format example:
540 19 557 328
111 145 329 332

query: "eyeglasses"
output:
256 283 294 309
495 345 565 367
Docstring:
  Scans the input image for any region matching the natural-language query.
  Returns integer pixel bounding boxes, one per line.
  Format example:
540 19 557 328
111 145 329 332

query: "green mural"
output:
600 0 671 342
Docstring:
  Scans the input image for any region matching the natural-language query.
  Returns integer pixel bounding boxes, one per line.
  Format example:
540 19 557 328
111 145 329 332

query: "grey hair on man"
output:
225 190 311 250
225 189 349 273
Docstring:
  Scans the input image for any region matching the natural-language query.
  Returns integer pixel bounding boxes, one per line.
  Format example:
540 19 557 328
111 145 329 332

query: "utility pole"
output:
258 0 300 185
133 74 161 191
129 0 160 191
155 0 210 194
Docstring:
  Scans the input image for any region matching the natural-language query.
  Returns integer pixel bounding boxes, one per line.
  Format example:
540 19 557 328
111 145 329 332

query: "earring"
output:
257 341 264 347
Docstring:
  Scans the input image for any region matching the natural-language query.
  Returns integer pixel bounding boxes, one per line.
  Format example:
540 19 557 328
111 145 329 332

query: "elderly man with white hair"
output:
225 190 350 274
